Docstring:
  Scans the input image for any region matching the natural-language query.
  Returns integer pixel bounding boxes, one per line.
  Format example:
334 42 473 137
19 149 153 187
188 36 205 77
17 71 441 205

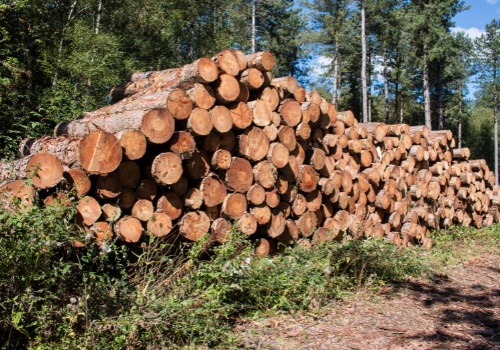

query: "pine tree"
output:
302 0 353 106
257 0 309 81
405 0 467 130
476 19 500 185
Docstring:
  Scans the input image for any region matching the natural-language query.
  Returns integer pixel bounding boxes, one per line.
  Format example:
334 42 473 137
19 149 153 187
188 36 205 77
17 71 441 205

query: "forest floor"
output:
231 239 500 350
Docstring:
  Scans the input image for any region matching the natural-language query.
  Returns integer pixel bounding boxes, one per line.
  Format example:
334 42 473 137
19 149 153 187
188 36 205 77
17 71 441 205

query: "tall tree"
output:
360 0 368 122
303 0 353 106
447 32 474 148
406 0 467 130
257 0 309 81
476 19 500 185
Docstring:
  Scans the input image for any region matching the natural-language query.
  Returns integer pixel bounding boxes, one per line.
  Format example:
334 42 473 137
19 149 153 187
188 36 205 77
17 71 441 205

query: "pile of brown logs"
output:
1 49 499 256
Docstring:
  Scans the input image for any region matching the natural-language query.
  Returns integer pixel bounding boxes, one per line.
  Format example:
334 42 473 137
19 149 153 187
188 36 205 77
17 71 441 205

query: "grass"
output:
1 187 500 349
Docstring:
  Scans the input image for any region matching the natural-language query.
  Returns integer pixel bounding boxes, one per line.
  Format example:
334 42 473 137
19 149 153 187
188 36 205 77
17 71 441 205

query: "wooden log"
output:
187 83 216 110
237 213 258 235
265 189 281 208
224 157 254 193
96 173 122 199
336 111 355 126
247 184 266 205
271 76 298 94
209 150 230 171
146 213 172 237
240 68 264 90
305 189 322 212
0 181 34 211
62 169 91 197
117 129 147 160
210 218 231 244
279 100 302 127
374 190 391 210
88 222 113 245
213 74 240 104
76 196 101 226
102 203 121 222
150 152 183 185
253 161 277 189
207 106 232 133
297 165 319 193
211 49 240 76
360 122 387 142
75 57 218 123
296 211 318 237
156 192 183 220
251 204 272 225
114 216 143 243
135 179 157 200
246 51 275 71
131 199 154 221
254 238 271 257
267 142 289 169
186 108 213 136
115 161 140 189
243 127 270 161
185 150 210 179
117 188 136 209
301 102 320 123
180 211 210 241
265 208 286 238
200 173 226 207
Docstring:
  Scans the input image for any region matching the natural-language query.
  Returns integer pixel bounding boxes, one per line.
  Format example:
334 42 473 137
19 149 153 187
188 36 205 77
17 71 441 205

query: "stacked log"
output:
0 49 498 256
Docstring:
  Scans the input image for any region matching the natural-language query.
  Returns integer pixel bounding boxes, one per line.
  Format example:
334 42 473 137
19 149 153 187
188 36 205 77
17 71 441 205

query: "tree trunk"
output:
495 64 499 185
400 96 403 123
438 63 443 130
360 0 368 123
53 0 78 86
333 36 339 106
458 85 462 148
423 41 431 130
252 0 257 54
384 49 389 124
368 49 372 122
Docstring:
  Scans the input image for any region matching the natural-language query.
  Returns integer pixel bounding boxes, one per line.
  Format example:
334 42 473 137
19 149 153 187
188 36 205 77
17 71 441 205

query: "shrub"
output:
0 185 426 349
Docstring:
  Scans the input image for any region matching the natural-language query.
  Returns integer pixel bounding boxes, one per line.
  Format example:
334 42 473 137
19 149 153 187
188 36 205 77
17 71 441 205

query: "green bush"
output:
0 185 427 349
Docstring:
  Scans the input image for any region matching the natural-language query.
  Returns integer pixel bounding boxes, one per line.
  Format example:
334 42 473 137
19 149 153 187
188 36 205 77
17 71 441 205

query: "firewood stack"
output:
1 50 498 256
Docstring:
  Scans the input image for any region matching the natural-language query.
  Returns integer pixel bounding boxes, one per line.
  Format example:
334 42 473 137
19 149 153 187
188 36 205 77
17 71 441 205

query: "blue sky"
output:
452 0 499 98
452 0 499 39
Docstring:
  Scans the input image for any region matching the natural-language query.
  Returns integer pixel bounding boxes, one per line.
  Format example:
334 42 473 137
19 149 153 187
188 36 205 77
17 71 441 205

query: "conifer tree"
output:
476 19 500 185
405 0 467 130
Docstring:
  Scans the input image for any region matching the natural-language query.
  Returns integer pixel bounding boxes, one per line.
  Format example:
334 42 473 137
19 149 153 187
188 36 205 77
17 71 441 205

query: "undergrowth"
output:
0 183 439 349
428 224 500 267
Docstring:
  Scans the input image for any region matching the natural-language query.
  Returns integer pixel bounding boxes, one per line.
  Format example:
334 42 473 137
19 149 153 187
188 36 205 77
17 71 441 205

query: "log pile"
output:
1 49 498 256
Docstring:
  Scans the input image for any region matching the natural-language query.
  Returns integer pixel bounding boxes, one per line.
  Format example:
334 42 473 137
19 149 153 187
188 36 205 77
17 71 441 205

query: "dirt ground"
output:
232 252 500 350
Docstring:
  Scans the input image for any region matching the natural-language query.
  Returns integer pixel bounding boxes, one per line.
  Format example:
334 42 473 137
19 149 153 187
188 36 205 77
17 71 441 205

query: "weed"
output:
0 183 437 349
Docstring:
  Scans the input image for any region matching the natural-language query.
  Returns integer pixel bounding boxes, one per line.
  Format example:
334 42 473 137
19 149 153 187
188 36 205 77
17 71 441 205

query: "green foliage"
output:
0 195 426 348
0 0 307 159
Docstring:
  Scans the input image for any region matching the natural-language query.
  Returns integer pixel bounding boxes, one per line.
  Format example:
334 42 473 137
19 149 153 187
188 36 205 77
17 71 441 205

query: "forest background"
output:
1 0 499 171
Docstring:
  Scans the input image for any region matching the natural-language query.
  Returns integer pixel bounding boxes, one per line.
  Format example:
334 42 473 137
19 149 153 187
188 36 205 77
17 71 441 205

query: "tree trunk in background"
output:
438 64 443 130
368 50 372 122
333 37 339 106
360 0 368 123
384 50 389 124
53 0 78 86
86 0 102 98
458 85 462 148
400 94 403 123
252 0 257 54
495 64 499 185
423 42 432 130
